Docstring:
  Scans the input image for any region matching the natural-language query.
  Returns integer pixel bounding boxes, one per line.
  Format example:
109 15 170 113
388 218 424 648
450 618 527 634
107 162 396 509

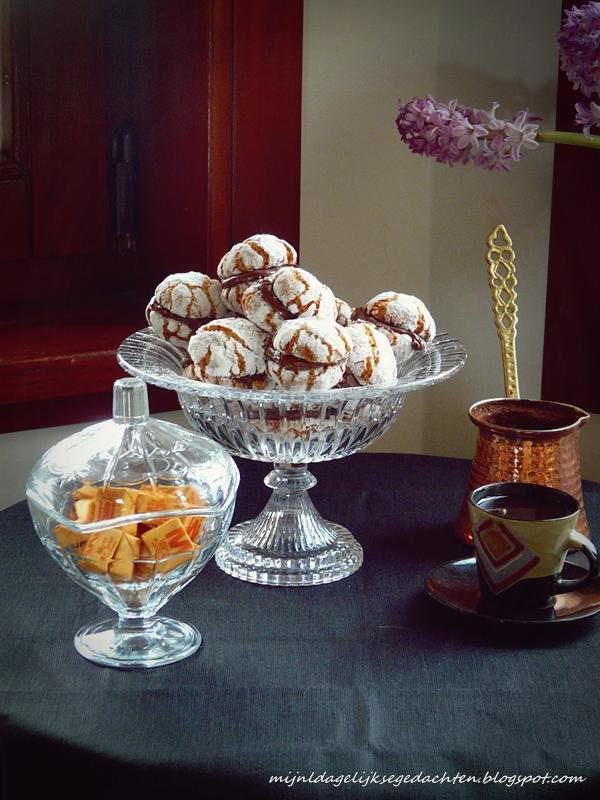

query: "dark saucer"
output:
425 557 600 624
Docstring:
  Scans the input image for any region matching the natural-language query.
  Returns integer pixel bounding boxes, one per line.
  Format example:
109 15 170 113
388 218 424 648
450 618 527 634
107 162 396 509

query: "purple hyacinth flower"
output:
575 99 600 134
395 96 540 171
557 1 600 98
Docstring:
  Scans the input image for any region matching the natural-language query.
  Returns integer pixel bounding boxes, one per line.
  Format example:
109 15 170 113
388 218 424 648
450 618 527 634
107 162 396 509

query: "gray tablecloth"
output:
1 453 599 800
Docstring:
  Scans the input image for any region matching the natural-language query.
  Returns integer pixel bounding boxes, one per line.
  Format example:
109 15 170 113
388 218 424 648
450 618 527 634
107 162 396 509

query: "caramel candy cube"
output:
142 518 198 574
109 533 141 581
135 490 176 524
95 487 138 535
120 533 142 558
74 498 97 523
134 543 155 580
183 515 205 544
155 551 197 574
72 482 98 500
80 528 123 574
54 524 88 550
108 558 134 581
157 483 204 504
141 518 195 555
137 522 158 536
137 484 205 510
134 485 206 532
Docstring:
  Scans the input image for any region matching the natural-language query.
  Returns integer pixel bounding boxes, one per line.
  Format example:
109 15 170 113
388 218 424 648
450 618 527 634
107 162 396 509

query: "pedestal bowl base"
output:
216 520 363 586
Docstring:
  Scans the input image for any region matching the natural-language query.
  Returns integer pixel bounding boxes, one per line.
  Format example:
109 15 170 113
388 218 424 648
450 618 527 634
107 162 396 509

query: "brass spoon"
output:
485 224 520 399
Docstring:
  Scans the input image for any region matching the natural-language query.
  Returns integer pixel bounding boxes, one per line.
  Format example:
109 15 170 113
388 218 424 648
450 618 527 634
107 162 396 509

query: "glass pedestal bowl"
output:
26 378 239 668
118 329 466 587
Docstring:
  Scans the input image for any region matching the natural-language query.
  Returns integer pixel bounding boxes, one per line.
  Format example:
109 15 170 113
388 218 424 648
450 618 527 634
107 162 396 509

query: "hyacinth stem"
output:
537 130 600 149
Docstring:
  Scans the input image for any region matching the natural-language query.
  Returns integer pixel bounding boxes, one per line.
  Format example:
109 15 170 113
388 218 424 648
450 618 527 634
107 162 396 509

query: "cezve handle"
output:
486 224 520 399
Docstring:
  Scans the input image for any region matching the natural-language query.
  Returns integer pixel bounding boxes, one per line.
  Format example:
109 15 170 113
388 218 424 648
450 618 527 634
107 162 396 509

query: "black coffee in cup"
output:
476 494 575 522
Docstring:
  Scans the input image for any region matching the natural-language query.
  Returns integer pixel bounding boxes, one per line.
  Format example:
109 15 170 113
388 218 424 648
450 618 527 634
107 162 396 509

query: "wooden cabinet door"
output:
0 0 303 431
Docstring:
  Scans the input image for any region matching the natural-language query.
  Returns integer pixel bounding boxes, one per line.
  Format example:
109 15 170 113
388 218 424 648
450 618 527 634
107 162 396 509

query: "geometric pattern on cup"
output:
474 519 540 595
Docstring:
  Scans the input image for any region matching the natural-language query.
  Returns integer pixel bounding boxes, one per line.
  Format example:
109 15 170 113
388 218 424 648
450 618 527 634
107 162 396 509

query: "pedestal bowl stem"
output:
215 463 363 586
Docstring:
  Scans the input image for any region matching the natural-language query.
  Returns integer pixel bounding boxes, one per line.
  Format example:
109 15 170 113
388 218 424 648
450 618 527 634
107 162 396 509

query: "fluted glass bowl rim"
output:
117 328 467 403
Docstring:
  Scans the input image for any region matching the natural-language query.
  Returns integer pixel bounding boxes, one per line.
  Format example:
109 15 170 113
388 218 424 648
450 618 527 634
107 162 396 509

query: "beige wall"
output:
2 0 598 510
301 0 599 478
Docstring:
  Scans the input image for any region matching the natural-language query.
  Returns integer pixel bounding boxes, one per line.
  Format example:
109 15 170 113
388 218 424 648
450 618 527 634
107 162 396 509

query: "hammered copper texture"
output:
456 399 590 543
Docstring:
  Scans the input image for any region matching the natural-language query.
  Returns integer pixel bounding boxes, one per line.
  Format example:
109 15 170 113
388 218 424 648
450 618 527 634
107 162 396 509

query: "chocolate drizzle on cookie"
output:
149 300 213 331
350 308 425 350
258 278 295 321
230 373 270 389
220 267 279 290
265 347 344 372
334 372 360 388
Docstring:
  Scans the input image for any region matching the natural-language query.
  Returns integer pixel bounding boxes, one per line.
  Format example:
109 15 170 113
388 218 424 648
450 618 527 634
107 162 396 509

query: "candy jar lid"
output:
26 378 239 531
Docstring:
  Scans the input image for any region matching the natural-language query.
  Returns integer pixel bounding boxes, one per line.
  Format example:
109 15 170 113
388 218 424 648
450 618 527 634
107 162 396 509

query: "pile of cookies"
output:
145 233 436 391
55 483 206 582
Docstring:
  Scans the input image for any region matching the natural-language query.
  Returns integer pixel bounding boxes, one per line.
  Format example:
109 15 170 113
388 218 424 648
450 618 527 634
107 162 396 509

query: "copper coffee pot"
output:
455 226 590 543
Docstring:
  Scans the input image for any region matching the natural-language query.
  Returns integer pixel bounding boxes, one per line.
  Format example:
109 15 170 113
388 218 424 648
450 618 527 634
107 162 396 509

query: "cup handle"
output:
554 531 599 594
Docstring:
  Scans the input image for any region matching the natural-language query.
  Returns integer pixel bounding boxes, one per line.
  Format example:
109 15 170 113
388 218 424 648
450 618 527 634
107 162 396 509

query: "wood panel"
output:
104 0 212 284
207 0 234 273
542 1 600 412
231 0 303 249
29 0 108 258
0 0 31 261
0 180 29 260
0 0 30 169
0 309 137 404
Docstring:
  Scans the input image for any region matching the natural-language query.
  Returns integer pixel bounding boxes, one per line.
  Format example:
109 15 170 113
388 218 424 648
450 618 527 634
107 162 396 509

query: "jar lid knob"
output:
112 377 149 423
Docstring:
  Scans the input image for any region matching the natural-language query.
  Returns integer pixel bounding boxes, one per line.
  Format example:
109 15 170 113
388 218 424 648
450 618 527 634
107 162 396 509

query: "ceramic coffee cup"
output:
469 482 598 619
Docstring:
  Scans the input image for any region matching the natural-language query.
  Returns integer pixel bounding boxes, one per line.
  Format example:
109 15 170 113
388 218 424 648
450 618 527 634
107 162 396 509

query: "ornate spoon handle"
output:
486 224 520 399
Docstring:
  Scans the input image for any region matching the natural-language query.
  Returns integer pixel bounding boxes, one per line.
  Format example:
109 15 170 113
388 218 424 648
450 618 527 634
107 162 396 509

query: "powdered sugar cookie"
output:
352 291 436 364
188 318 272 389
242 266 337 333
266 318 351 391
146 272 226 346
335 298 354 327
218 234 297 314
344 322 397 385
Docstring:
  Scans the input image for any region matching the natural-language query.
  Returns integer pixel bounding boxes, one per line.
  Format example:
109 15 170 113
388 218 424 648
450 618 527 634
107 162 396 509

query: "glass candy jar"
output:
26 378 239 668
